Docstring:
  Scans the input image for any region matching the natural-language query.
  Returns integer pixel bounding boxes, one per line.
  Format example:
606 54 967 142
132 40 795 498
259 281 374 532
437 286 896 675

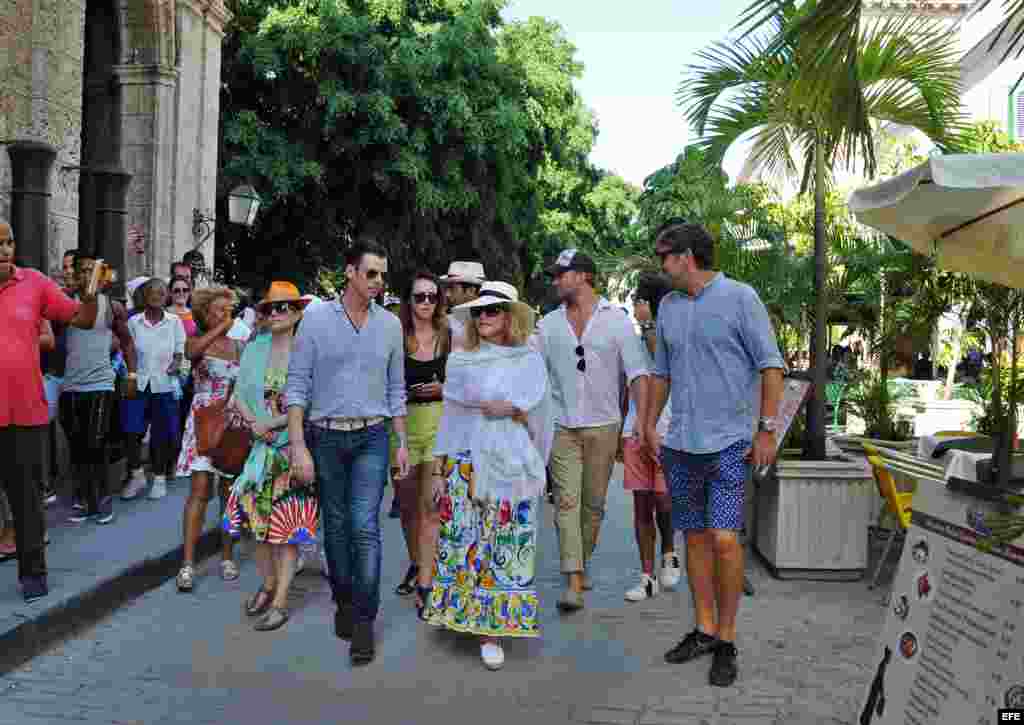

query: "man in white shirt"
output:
440 261 484 345
533 249 650 612
121 278 186 501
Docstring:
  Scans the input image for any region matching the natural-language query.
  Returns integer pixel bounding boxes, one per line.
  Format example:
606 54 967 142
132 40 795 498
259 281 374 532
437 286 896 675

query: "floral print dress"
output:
423 452 540 638
175 352 241 477
222 367 319 545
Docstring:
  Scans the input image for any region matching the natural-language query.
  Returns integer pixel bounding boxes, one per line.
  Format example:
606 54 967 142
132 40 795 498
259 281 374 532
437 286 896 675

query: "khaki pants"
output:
550 423 620 573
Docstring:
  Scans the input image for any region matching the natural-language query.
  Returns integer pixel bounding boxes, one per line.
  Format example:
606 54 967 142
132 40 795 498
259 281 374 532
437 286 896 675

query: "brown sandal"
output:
245 587 274 617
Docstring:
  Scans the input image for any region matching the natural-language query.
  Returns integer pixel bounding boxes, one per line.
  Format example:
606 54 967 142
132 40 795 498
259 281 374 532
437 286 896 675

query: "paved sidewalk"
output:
0 466 889 724
0 476 223 672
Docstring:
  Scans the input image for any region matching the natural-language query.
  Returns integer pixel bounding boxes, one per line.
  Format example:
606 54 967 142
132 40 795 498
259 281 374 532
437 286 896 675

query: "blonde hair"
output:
191 286 237 330
462 302 535 351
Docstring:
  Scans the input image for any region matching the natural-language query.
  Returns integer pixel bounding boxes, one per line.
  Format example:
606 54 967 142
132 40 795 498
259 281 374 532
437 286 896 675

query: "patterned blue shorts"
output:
662 440 749 532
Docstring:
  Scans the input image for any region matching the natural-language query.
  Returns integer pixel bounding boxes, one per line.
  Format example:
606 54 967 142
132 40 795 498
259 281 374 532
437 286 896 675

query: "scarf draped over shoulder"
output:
433 342 553 502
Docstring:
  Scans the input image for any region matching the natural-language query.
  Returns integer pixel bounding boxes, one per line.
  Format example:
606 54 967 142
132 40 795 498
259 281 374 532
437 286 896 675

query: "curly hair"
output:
462 301 535 351
191 286 237 330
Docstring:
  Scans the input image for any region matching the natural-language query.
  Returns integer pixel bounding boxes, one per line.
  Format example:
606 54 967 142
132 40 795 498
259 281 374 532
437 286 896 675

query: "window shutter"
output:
1016 89 1024 141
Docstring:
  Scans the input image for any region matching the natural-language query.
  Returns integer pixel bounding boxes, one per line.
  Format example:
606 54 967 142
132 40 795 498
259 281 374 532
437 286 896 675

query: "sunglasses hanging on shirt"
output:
576 345 585 372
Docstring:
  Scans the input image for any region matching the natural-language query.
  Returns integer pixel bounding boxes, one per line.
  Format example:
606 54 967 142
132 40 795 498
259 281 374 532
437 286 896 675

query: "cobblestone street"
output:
0 468 888 725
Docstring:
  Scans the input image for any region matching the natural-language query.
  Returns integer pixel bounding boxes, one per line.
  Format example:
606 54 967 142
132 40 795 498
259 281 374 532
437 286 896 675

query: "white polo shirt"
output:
532 297 649 429
127 311 186 394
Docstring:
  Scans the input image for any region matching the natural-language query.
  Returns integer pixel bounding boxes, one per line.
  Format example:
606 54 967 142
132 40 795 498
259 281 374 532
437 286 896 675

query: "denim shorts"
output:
662 439 749 532
120 390 180 444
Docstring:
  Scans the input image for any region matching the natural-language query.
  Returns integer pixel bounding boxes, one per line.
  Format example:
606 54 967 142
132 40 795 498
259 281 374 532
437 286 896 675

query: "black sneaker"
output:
22 575 48 603
664 629 719 664
335 604 353 641
388 496 400 519
350 622 375 666
709 641 739 687
93 497 115 525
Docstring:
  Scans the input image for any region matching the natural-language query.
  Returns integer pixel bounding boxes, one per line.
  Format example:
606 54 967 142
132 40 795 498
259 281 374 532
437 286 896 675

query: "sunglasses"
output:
470 304 507 320
265 301 301 315
413 292 439 304
576 345 585 372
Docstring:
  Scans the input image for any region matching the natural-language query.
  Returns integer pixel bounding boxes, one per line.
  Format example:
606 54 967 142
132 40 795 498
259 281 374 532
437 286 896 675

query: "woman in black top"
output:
391 271 449 601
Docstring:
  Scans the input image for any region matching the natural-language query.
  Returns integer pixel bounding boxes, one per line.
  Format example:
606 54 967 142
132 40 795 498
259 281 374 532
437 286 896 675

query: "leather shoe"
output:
350 622 375 666
335 604 354 640
556 588 584 613
22 575 48 603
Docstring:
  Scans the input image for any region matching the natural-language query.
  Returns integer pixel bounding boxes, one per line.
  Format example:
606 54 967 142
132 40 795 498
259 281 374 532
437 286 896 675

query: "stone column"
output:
93 167 132 298
6 140 57 273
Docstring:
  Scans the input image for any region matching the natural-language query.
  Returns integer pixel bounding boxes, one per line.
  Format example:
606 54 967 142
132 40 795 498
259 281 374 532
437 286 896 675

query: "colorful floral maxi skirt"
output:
423 452 540 638
222 441 319 546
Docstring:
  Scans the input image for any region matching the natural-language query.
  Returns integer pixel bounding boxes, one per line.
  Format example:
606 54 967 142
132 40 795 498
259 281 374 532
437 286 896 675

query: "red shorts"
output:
622 437 668 493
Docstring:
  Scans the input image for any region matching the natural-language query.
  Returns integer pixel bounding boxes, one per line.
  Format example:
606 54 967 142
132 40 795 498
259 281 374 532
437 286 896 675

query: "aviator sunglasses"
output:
469 304 507 320
265 301 301 315
413 292 439 304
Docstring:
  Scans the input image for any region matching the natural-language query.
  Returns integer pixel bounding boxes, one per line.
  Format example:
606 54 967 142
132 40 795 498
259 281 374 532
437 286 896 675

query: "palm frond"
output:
977 0 1024 61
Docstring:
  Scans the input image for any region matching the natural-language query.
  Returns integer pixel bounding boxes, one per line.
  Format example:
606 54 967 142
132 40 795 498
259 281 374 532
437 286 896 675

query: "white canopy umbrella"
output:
848 153 1024 289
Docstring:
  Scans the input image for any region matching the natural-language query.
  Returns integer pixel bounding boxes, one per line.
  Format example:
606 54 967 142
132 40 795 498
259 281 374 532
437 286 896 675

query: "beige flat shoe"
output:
254 607 289 632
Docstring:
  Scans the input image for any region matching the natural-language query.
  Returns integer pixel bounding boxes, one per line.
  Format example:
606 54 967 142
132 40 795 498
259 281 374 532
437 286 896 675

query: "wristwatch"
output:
758 416 777 433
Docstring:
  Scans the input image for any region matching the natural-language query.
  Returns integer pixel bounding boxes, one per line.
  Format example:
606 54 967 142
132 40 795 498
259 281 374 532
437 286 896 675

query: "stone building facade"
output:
0 0 229 289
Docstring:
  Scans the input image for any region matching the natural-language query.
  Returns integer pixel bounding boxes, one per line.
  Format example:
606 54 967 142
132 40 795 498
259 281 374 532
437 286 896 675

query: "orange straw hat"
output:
257 281 311 311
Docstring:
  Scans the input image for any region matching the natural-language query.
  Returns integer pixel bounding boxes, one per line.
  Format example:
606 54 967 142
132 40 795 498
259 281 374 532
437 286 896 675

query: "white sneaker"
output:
121 469 148 500
659 552 682 590
625 573 658 602
148 476 167 500
481 641 505 670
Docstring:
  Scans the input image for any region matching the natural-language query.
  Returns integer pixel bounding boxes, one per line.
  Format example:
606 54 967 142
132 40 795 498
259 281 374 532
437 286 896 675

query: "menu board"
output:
859 495 1024 725
776 377 812 450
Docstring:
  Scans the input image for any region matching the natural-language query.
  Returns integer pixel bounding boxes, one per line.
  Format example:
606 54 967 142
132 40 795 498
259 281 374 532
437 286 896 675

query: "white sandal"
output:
481 641 504 671
220 560 240 581
176 564 195 592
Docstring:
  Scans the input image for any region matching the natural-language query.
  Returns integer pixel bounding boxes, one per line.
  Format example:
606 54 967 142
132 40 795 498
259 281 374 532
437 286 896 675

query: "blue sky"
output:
502 0 753 188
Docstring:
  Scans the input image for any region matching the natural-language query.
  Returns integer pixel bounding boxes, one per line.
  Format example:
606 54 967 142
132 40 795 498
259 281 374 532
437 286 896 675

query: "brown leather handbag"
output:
194 382 251 476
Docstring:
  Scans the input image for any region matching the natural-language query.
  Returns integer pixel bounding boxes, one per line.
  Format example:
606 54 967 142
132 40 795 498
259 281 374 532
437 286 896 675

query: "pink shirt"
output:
0 267 81 427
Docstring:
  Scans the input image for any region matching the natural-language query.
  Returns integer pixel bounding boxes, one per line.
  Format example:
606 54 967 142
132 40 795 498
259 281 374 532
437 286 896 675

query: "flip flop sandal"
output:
245 587 274 617
254 607 289 631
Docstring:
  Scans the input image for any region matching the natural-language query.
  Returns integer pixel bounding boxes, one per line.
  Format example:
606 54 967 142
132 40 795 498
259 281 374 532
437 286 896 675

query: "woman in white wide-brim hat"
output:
419 281 553 671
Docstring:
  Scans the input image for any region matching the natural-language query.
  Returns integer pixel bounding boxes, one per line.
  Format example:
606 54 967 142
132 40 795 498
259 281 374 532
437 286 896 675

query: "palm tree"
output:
739 0 1024 66
678 3 965 458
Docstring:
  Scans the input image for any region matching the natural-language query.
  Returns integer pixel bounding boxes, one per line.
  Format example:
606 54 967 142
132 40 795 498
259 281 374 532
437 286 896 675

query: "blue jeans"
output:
307 422 389 624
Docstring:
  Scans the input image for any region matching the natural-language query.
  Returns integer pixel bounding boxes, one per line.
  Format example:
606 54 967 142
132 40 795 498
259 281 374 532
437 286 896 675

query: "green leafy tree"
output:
680 2 965 458
215 0 597 298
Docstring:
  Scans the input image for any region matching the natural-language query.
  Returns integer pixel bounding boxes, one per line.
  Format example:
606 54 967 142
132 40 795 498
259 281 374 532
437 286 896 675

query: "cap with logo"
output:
547 248 597 276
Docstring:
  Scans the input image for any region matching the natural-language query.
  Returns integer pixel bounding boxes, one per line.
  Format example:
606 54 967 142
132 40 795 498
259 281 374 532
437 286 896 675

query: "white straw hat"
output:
451 281 530 321
440 261 486 286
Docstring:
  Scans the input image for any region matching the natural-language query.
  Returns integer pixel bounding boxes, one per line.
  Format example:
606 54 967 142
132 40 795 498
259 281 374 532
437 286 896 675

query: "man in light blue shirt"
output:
285 241 409 667
645 221 784 688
